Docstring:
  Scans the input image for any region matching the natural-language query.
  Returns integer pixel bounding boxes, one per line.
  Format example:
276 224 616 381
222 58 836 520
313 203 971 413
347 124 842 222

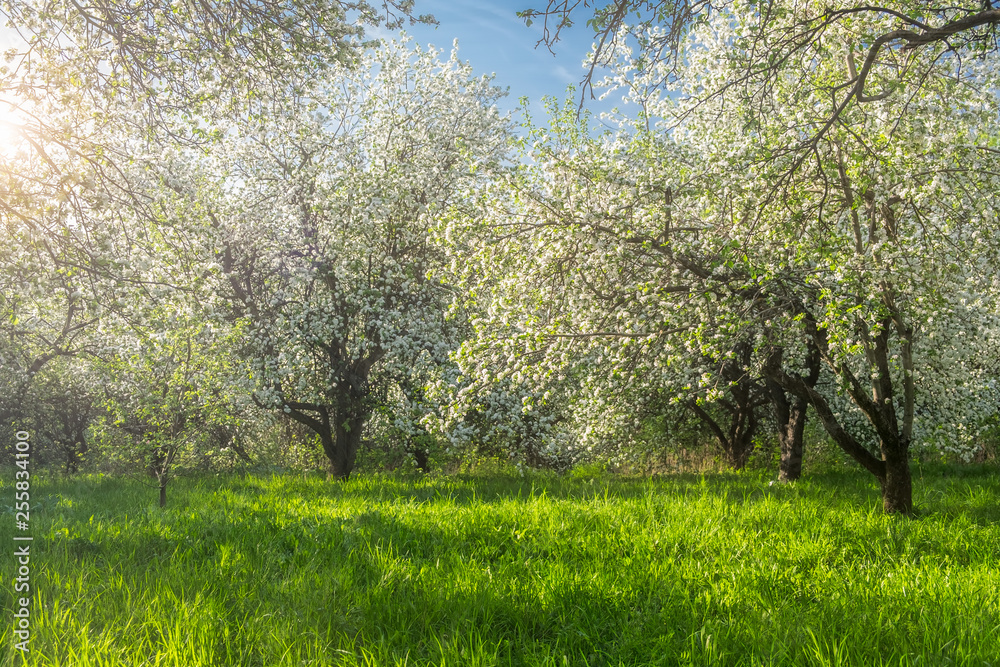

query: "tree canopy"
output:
1 0 997 511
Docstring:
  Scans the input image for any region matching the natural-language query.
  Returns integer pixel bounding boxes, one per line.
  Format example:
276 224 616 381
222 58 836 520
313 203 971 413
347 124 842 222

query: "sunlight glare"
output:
0 102 26 158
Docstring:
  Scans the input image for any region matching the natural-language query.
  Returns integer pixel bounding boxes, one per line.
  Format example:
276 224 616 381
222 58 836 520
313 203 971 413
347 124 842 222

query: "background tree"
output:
0 0 435 336
606 5 1000 511
444 99 811 475
147 39 510 479
0 0 437 471
92 305 239 506
20 360 96 472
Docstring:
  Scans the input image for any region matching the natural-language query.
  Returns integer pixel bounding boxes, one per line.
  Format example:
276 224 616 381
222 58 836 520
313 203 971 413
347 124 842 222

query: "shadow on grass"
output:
15 465 1000 665
195 469 882 510
29 465 1000 533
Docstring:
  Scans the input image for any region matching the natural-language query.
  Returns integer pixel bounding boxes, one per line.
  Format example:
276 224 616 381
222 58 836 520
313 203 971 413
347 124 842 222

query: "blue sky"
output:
385 1 610 120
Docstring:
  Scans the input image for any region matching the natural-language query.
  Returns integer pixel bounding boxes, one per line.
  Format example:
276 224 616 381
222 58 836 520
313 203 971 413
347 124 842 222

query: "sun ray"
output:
0 99 28 158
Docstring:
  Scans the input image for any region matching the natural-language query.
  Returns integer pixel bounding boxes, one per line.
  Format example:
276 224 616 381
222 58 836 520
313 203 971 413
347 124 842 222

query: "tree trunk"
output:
685 343 765 471
722 343 762 470
159 478 167 508
310 390 368 481
281 360 378 481
879 440 912 514
329 411 364 480
763 344 913 514
777 398 808 481
688 399 758 470
729 422 757 470
397 377 432 473
64 436 87 474
285 399 366 481
411 445 431 474
766 384 808 482
765 343 819 482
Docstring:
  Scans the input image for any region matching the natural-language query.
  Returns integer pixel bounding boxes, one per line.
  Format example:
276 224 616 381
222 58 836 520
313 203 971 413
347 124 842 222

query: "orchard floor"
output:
2 466 999 666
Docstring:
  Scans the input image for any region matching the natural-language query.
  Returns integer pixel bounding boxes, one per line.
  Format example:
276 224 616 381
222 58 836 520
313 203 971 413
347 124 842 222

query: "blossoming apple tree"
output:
0 0 436 458
148 39 510 479
460 0 1000 511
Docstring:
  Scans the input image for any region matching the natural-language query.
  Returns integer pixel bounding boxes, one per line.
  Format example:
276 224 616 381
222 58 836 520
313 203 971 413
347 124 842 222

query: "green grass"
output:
2 467 1000 666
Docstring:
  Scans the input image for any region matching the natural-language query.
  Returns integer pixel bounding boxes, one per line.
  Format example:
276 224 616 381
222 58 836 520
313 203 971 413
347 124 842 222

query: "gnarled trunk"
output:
687 343 766 470
763 316 914 515
688 388 761 470
327 403 365 480
689 397 759 470
767 379 807 482
287 384 370 481
728 422 758 470
776 396 808 482
879 437 912 514
765 343 819 482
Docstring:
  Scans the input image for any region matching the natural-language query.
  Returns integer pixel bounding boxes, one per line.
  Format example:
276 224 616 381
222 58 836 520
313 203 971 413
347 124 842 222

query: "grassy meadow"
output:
2 466 1000 666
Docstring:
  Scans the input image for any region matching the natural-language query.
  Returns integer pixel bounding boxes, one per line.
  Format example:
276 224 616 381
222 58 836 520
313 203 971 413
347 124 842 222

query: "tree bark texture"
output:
763 322 913 514
776 394 808 482
879 436 913 514
286 382 371 481
765 342 820 482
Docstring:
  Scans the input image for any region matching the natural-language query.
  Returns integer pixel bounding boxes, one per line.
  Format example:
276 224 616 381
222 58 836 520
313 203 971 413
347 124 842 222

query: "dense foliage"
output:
1 0 997 513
